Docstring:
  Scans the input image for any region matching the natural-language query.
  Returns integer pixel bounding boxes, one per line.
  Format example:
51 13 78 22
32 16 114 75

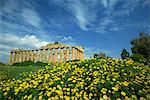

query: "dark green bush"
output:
12 61 48 67
130 54 146 63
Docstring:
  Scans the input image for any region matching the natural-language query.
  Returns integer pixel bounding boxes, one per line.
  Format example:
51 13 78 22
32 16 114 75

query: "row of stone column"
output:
9 47 84 64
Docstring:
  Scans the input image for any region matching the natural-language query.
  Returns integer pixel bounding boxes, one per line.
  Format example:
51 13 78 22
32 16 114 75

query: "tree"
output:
130 32 150 62
94 53 99 58
99 51 106 58
93 51 106 58
121 48 130 59
130 54 145 63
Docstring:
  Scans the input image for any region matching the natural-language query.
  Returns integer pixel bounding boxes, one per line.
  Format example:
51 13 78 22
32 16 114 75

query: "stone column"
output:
63 49 67 61
30 50 34 62
39 49 43 62
53 48 58 62
66 47 70 61
15 51 19 63
15 51 17 63
74 48 77 60
77 49 79 60
48 48 53 63
19 51 23 62
81 51 84 60
35 50 39 62
13 51 16 63
72 47 75 60
22 50 25 62
26 50 30 61
9 52 13 64
43 49 48 63
79 50 81 60
78 50 81 60
59 48 64 62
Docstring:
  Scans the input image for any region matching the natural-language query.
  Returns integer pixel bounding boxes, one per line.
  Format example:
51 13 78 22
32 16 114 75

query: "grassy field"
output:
0 58 149 99
0 65 46 80
0 61 49 80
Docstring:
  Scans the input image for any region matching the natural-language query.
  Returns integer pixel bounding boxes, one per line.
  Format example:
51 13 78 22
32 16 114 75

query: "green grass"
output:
0 61 50 80
0 61 5 66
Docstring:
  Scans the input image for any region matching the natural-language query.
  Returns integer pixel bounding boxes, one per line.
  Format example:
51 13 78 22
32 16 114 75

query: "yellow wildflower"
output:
112 87 118 91
39 95 42 100
103 95 108 100
3 92 8 96
122 81 129 87
121 91 126 96
47 92 51 97
140 97 146 100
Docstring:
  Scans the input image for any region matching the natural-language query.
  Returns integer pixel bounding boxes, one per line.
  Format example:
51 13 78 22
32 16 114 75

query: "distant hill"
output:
0 61 5 66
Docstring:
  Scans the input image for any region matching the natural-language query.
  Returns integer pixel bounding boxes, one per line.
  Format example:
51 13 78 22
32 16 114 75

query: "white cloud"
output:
0 33 49 63
21 8 42 29
0 33 49 49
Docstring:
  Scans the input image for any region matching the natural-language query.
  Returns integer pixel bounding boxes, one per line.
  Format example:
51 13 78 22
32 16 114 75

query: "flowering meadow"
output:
0 58 150 100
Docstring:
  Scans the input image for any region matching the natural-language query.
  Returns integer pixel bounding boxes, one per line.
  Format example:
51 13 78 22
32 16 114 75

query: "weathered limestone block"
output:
30 50 34 62
72 47 75 60
53 48 58 62
15 52 19 63
39 49 43 62
9 52 13 64
19 51 23 62
63 49 67 61
26 50 30 61
48 48 53 63
66 47 70 61
22 50 26 62
43 49 48 62
59 48 64 62
35 50 39 62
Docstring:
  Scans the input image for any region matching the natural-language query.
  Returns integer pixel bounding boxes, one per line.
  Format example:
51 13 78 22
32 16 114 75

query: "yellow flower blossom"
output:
103 95 108 100
121 91 126 96
112 87 118 91
122 81 129 87
3 92 8 96
39 95 42 100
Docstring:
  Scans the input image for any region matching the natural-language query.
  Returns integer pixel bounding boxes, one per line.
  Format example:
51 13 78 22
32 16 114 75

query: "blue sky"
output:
0 0 150 63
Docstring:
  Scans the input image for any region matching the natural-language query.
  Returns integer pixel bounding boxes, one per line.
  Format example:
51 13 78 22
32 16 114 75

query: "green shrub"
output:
12 61 48 67
130 54 145 63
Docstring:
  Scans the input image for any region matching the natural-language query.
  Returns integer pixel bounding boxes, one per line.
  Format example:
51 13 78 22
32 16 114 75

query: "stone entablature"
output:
9 42 84 64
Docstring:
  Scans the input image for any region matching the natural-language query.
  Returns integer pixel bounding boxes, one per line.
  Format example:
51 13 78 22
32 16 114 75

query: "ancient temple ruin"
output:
9 42 84 64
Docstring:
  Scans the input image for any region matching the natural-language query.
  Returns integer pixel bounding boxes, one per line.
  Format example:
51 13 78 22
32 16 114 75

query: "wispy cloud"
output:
1 0 42 31
51 0 99 31
71 2 89 30
51 0 142 33
21 8 42 29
